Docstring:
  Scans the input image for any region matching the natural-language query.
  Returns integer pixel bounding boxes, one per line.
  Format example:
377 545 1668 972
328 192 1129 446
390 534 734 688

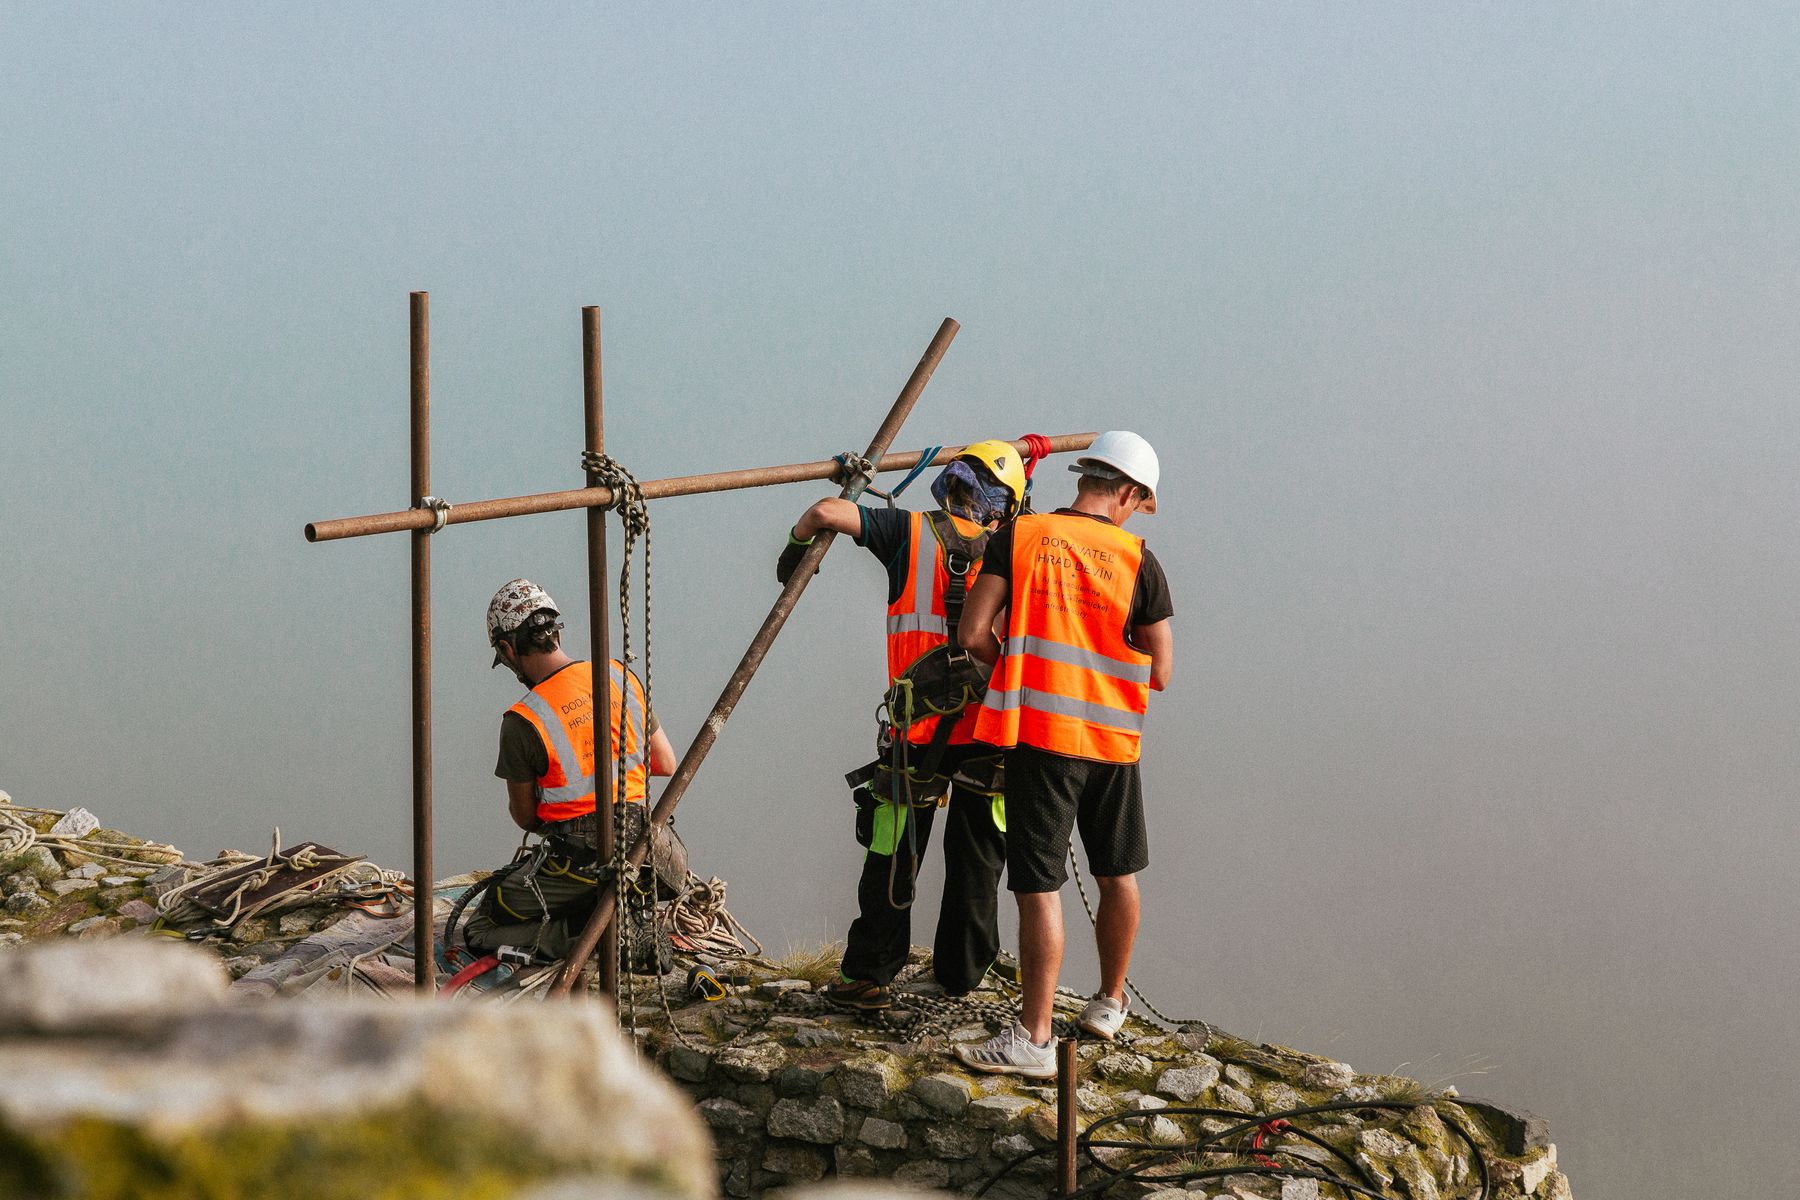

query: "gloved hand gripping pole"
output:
550 317 962 996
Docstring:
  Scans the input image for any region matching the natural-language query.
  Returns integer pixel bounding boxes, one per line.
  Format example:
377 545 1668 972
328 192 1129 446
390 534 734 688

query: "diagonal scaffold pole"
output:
550 316 962 996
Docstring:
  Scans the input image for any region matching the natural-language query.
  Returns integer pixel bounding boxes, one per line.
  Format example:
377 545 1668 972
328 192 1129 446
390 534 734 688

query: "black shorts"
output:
1004 743 1149 893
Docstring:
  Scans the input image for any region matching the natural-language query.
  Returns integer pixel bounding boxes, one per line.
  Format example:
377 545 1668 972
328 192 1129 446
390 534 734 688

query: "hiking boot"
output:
955 1022 1058 1079
1077 992 1129 1040
821 976 893 1011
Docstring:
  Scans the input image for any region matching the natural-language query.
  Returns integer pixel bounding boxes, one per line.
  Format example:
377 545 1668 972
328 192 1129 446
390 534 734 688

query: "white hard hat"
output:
487 578 560 665
1070 430 1159 514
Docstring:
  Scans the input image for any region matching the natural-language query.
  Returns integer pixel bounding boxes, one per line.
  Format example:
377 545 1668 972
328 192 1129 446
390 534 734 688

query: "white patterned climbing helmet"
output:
487 578 560 663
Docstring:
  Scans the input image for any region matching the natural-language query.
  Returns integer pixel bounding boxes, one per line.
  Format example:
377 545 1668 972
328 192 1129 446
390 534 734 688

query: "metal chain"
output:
1067 844 1213 1046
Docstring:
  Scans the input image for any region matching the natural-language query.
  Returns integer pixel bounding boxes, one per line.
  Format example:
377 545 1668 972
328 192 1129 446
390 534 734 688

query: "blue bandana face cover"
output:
931 460 1011 526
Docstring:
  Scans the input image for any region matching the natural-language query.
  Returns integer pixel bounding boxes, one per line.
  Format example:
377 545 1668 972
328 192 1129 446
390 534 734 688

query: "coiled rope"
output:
0 805 187 870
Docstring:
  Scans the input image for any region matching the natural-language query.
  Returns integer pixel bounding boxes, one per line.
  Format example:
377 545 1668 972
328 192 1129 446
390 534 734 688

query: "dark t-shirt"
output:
854 506 915 606
979 509 1173 638
494 661 660 783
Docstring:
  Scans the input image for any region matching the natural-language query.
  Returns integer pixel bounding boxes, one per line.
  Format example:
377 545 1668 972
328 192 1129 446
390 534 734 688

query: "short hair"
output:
1074 471 1148 504
506 610 563 656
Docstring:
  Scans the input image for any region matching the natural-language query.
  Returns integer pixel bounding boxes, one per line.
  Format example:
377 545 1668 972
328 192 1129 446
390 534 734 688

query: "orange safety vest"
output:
885 509 988 746
507 660 650 822
973 513 1152 763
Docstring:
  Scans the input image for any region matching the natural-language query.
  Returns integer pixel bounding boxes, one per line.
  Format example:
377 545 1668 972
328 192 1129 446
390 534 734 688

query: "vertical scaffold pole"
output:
1057 1037 1079 1195
582 306 618 1004
410 291 435 992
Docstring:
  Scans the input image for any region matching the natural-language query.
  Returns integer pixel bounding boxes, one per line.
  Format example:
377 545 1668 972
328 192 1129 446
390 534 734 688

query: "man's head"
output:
932 438 1028 527
1069 430 1159 517
486 578 563 677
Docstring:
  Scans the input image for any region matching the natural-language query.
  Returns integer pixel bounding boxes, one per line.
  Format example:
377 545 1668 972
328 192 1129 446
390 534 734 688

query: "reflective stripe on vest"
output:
885 509 986 746
509 660 649 822
973 513 1151 763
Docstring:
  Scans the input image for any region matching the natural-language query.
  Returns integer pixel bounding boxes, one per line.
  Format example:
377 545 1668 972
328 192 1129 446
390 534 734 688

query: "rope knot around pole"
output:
418 496 451 533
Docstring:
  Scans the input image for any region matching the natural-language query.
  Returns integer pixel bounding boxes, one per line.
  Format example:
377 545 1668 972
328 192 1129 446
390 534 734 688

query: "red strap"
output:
1019 433 1053 477
438 954 501 996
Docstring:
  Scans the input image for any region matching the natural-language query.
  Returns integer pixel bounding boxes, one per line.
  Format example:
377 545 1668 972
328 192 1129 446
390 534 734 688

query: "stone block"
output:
909 1071 973 1116
968 1093 1039 1130
838 1056 904 1108
857 1115 907 1149
1300 1060 1355 1091
1224 1064 1256 1090
698 1097 759 1136
114 899 158 925
667 1045 714 1083
0 941 227 1036
68 864 108 881
68 917 115 938
767 1095 845 1144
47 879 97 897
717 1042 787 1082
1096 1051 1154 1079
833 1144 882 1176
760 1143 827 1182
776 1062 831 1096
892 1160 950 1189
1280 1179 1321 1200
47 808 99 838
1156 1063 1220 1101
757 978 813 1000
921 1121 985 1159
1214 1083 1255 1112
1520 1145 1557 1194
5 892 48 916
1458 1098 1551 1154
1261 1083 1305 1113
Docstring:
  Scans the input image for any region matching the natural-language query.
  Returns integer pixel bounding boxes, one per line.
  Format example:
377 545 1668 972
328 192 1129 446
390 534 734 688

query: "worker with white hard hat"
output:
952 430 1174 1078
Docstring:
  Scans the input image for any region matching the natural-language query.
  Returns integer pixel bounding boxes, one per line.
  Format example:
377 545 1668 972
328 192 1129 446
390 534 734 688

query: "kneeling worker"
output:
779 441 1028 1009
462 577 680 960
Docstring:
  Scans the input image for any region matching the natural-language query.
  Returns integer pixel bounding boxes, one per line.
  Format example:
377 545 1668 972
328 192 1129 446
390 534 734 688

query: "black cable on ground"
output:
974 1097 1490 1200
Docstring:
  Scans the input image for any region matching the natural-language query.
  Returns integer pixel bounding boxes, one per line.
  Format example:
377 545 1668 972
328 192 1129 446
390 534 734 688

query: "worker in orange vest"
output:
462 578 680 960
779 441 1028 1010
952 432 1174 1078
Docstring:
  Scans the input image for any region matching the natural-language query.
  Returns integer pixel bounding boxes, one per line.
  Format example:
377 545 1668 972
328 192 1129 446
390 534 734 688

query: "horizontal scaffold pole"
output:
303 434 1099 543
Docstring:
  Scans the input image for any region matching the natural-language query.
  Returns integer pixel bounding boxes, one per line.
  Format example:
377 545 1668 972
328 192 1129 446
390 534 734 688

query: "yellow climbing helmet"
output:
954 439 1028 520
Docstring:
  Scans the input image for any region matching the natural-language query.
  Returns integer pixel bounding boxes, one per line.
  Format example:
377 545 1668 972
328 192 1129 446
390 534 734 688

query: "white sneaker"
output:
1078 992 1129 1040
954 1022 1058 1079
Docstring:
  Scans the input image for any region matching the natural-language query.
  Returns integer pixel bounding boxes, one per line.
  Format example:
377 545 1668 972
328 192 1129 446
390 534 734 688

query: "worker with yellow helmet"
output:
778 439 1028 1009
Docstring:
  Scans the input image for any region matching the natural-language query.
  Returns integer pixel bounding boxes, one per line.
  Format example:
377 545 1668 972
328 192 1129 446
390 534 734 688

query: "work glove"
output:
776 528 820 585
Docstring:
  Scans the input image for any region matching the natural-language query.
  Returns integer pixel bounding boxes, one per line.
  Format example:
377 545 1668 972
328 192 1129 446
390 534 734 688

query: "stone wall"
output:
638 972 1571 1200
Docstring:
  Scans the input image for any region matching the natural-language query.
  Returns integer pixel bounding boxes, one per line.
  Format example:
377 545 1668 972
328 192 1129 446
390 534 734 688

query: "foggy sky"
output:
3 6 1797 1197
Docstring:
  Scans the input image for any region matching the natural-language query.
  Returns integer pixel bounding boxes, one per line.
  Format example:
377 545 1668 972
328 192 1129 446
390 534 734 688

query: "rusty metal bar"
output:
304 434 1098 543
550 317 961 996
1057 1037 1079 1195
409 291 435 992
583 306 619 1003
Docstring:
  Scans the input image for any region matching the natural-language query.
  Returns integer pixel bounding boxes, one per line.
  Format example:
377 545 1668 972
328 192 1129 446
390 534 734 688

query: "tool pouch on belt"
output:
542 807 691 901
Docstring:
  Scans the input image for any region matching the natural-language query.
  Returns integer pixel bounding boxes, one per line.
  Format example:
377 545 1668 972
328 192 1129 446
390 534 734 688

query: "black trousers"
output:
839 785 1006 995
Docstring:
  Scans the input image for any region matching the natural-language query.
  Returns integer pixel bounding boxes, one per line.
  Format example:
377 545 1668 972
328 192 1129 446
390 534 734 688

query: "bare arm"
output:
793 498 863 540
1130 618 1174 691
646 726 678 776
959 573 1010 667
505 780 540 832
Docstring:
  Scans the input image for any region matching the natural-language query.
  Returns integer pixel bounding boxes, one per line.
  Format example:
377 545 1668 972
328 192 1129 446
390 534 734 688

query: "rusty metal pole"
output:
305 434 1099 543
1057 1037 1079 1196
582 307 619 1004
409 291 435 992
551 317 961 996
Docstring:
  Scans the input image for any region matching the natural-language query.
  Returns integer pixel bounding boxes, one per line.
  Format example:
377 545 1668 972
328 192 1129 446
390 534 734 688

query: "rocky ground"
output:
0 789 1571 1200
